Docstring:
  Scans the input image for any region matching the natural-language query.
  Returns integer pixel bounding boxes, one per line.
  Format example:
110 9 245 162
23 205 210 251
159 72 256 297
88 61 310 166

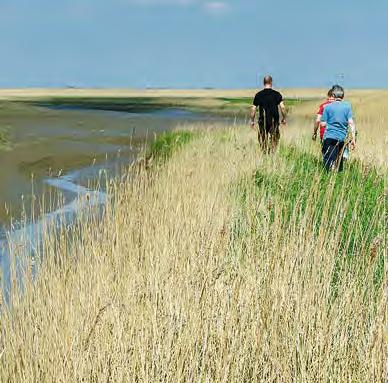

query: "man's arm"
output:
279 101 287 125
347 105 356 149
320 107 328 131
313 105 323 140
313 114 321 141
348 118 356 149
250 105 257 130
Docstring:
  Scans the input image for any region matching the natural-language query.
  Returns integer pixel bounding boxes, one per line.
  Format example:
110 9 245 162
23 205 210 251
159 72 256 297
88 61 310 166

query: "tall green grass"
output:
234 145 385 291
147 130 197 162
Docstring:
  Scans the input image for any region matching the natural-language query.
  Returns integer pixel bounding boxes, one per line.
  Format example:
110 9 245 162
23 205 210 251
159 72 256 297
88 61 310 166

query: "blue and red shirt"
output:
321 101 353 142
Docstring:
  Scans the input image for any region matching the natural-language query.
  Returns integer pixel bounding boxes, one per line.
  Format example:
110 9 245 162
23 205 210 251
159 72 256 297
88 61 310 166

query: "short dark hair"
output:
327 88 334 97
331 85 345 99
263 75 273 86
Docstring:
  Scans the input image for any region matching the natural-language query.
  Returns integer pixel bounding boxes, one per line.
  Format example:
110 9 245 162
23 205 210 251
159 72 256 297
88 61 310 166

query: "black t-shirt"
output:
253 89 283 127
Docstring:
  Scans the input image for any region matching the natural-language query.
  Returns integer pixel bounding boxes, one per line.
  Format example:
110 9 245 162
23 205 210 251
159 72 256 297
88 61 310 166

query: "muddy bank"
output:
0 103 231 232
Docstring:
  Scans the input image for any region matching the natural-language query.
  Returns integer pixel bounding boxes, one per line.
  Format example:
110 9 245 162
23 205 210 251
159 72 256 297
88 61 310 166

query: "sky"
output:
0 0 387 88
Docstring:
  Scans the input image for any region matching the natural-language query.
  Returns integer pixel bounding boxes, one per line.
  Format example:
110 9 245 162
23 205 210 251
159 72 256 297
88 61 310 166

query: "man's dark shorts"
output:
322 138 345 172
258 123 280 144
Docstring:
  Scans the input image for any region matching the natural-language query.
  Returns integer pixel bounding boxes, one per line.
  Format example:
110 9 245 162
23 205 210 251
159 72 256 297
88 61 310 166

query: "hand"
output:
312 132 317 141
250 121 256 130
280 118 287 126
350 139 356 150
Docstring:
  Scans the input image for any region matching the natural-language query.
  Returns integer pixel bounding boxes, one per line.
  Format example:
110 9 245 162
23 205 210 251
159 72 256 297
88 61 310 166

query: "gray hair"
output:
331 85 345 99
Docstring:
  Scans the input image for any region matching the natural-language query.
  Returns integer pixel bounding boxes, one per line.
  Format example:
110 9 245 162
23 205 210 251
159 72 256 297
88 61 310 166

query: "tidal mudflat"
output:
0 101 229 232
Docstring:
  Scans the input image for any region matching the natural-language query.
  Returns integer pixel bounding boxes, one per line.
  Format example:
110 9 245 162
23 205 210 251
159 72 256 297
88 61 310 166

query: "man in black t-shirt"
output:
250 75 287 152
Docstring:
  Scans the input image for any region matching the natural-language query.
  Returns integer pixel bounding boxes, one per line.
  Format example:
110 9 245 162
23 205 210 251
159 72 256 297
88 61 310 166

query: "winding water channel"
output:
0 103 231 294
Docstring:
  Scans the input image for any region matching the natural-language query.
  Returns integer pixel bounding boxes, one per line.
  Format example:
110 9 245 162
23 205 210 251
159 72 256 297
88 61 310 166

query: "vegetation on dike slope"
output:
0 125 386 382
147 130 197 162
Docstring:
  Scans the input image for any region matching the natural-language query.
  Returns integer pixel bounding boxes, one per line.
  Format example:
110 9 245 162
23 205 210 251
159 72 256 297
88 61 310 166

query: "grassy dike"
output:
0 125 386 382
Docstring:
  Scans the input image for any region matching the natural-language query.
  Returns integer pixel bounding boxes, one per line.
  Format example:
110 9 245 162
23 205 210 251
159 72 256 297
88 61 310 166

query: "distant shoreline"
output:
1 87 383 102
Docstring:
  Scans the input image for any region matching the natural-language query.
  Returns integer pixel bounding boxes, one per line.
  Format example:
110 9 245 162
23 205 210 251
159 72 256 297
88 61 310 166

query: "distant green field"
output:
13 95 312 117
219 97 253 104
219 97 312 107
29 97 183 113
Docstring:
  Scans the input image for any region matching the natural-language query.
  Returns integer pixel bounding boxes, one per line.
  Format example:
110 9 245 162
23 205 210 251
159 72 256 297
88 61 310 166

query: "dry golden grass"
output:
0 87 377 101
0 93 386 381
0 88 315 100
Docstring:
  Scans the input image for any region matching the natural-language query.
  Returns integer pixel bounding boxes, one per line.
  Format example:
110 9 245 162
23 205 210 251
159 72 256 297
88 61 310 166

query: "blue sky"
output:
0 0 387 88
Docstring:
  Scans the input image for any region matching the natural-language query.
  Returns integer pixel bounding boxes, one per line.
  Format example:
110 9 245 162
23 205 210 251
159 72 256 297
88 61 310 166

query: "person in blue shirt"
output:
320 85 356 172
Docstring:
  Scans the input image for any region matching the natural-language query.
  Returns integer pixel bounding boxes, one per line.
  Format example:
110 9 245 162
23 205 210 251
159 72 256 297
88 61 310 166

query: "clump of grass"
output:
147 130 197 162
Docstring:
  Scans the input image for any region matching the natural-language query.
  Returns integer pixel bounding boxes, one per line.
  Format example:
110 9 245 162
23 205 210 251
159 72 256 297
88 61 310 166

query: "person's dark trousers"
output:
322 138 345 172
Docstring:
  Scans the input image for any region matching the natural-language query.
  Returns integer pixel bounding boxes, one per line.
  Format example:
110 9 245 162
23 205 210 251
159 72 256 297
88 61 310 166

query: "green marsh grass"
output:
147 130 197 162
